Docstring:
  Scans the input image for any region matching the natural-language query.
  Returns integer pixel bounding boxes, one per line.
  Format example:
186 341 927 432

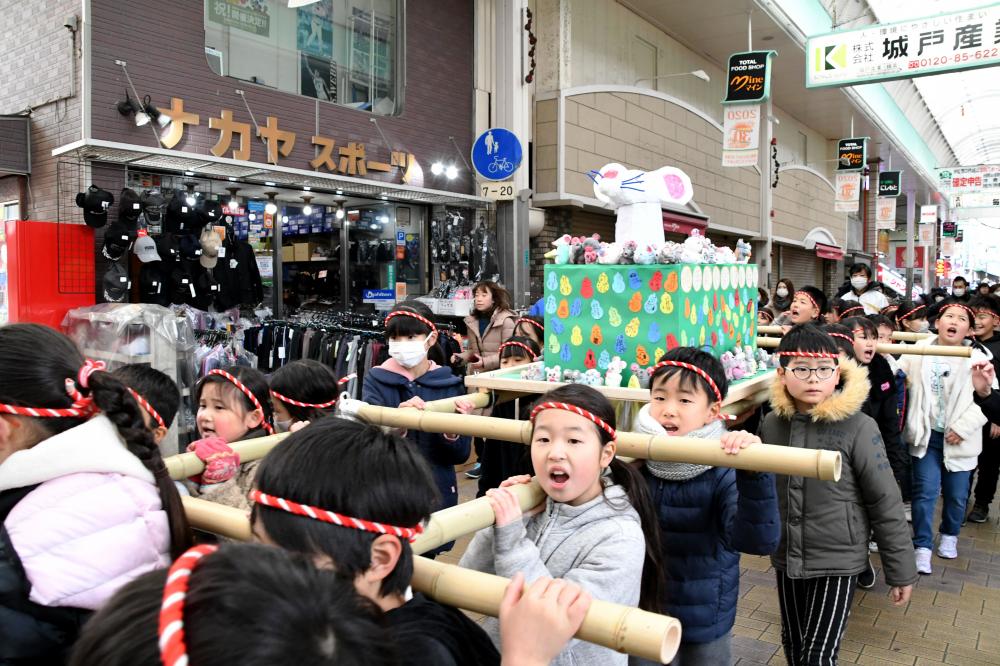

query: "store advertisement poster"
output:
941 236 956 256
834 173 861 212
807 5 1000 87
937 165 1000 193
209 0 271 37
920 204 938 224
919 223 935 246
301 54 337 102
721 105 761 167
875 196 897 229
297 1 333 58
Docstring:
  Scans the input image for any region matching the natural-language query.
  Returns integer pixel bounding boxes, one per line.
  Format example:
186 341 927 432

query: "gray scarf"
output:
642 416 726 482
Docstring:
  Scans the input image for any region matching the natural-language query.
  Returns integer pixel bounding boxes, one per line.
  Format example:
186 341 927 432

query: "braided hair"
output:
0 324 192 558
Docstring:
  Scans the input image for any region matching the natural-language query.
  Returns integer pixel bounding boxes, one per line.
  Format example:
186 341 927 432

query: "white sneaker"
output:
915 547 932 574
937 534 958 559
903 502 912 522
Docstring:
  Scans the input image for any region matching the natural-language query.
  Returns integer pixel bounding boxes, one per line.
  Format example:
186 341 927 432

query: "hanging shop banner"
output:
875 196 897 229
837 138 867 171
919 223 935 246
941 236 956 256
834 173 861 212
721 105 761 167
950 192 1000 209
877 171 901 197
806 5 1000 88
722 51 777 105
936 165 1000 193
920 204 938 224
208 0 271 37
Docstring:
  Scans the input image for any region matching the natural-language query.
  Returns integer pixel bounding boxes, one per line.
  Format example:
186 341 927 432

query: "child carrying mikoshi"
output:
762 324 916 665
112 363 181 451
269 358 341 432
899 299 995 571
460 384 665 666
966 294 1000 524
633 347 780 666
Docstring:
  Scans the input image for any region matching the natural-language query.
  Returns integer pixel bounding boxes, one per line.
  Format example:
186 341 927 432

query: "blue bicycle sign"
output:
471 128 522 182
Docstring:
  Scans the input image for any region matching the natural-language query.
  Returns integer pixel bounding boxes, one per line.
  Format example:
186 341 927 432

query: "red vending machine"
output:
2 220 95 328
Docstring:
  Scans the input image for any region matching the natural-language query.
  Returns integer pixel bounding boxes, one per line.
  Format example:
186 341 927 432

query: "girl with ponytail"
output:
0 323 191 663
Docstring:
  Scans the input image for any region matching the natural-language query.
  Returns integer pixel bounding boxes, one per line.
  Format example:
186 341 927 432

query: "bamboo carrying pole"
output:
757 325 931 342
755 336 971 357
166 392 491 480
182 496 682 663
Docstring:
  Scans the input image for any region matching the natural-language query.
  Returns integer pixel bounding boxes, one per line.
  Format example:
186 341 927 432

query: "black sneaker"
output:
968 505 990 524
857 559 876 589
465 463 482 479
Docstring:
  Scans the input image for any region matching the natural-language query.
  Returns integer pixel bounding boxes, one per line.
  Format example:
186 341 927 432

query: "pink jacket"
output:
0 416 170 610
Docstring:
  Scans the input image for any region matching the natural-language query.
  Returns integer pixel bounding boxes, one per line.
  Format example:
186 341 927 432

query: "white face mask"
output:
954 288 966 297
275 418 293 433
913 320 930 333
775 287 789 298
389 339 429 368
851 276 869 290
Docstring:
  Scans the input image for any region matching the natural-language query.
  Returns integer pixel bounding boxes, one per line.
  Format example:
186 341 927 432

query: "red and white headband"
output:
758 309 774 322
384 310 437 334
0 359 104 419
249 489 424 543
776 351 840 359
529 401 617 440
159 544 218 666
499 340 539 360
207 369 274 434
898 304 925 321
515 317 543 332
827 332 854 344
270 390 338 410
940 302 975 323
127 387 167 430
650 359 723 404
839 305 864 318
795 290 820 313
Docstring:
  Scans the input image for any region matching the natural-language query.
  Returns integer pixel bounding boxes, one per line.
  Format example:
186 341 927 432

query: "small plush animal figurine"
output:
545 365 562 382
605 356 627 387
735 238 752 263
590 162 694 247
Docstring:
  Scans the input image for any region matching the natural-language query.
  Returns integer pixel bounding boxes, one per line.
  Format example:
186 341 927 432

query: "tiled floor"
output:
448 460 1000 665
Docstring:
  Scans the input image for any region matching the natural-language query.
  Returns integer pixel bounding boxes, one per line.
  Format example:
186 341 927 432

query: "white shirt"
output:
842 288 889 315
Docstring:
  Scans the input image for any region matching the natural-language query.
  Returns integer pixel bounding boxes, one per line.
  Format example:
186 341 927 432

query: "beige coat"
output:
460 308 517 371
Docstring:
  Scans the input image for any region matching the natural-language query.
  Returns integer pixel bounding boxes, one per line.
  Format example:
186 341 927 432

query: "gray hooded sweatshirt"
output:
459 481 645 665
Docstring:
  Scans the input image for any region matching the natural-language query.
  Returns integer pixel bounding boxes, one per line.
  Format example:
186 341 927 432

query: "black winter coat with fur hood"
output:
761 358 918 586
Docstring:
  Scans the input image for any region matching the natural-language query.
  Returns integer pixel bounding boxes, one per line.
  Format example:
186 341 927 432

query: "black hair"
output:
384 300 446 366
849 263 872 279
69 543 396 666
112 364 180 430
796 286 828 316
843 316 878 339
472 280 512 319
0 324 191 558
895 300 927 326
934 298 974 326
253 417 438 598
775 278 794 293
529 384 665 614
821 323 857 360
953 275 968 287
195 366 274 436
499 335 541 362
776 324 840 368
827 297 846 318
969 294 1000 318
757 287 770 308
978 282 992 293
868 313 896 332
649 347 728 404
513 314 544 342
831 299 865 319
269 360 340 422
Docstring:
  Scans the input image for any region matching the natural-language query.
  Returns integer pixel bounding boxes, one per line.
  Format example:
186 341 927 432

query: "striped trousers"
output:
775 571 857 666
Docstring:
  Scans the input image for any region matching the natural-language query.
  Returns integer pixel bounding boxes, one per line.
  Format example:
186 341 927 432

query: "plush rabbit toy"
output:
590 162 694 247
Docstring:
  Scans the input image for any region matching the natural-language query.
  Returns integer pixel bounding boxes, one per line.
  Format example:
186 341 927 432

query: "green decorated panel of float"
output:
543 263 758 375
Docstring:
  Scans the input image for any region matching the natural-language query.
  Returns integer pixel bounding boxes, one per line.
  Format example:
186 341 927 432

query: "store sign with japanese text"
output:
919 223 935 246
877 170 901 197
721 105 761 167
936 165 1000 193
835 172 861 212
837 138 867 171
920 204 938 224
722 51 776 104
950 192 1000 209
208 0 270 37
158 97 419 184
807 5 1000 87
875 196 897 229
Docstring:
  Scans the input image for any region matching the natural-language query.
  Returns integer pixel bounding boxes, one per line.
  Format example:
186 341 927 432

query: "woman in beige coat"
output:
453 281 517 373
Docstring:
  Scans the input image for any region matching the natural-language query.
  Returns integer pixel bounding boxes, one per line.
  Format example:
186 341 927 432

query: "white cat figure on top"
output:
589 162 694 247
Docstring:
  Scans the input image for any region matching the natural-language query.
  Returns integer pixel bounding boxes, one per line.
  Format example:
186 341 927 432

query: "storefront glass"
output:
203 0 401 114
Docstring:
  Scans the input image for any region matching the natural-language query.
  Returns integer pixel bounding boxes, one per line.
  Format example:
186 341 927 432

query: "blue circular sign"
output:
471 128 523 182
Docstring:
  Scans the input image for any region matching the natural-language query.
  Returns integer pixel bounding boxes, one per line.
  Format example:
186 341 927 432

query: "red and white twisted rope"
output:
0 359 104 419
649 359 724 404
158 544 218 666
499 340 539 360
127 388 167 430
384 310 437 334
207 369 274 434
269 390 338 410
529 401 617 440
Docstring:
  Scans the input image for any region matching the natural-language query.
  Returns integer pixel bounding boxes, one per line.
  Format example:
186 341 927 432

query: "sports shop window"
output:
204 0 401 115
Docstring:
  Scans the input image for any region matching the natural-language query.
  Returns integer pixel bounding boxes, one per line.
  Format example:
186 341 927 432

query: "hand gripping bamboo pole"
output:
755 336 971 357
166 392 490 480
356 405 841 481
758 325 932 342
181 496 682 663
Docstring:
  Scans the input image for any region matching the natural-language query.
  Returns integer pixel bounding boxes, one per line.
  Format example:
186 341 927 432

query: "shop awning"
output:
0 115 30 176
51 138 492 206
662 207 708 236
815 242 845 260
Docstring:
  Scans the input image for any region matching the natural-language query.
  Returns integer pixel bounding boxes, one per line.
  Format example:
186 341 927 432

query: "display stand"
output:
63 303 197 455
